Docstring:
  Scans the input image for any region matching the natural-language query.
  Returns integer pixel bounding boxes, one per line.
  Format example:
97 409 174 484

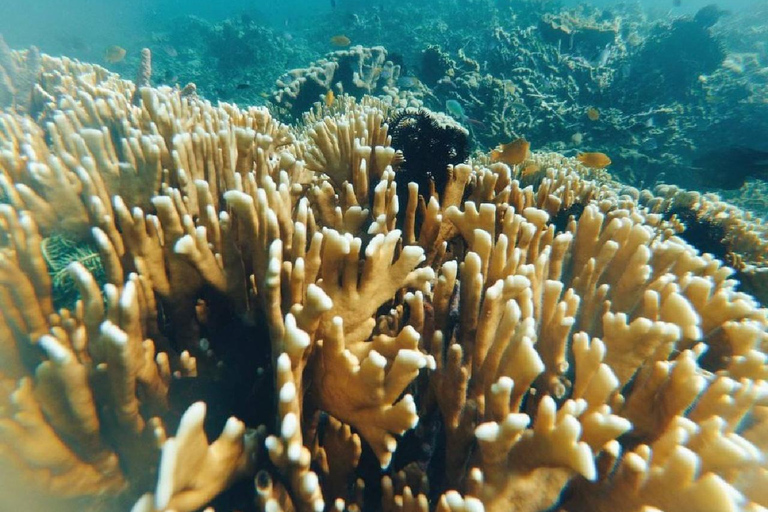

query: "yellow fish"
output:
490 138 530 166
325 89 335 107
104 45 126 63
330 35 351 47
586 107 600 121
502 80 517 95
520 161 540 178
577 151 612 169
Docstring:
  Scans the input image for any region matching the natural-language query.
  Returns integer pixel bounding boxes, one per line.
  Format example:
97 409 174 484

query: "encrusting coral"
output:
0 48 767 512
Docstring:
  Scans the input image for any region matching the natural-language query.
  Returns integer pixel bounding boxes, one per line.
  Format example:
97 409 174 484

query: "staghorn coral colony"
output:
0 45 767 512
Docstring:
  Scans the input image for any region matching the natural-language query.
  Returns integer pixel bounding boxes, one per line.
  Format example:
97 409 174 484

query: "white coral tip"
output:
280 382 297 403
475 422 500 441
369 350 387 368
281 412 298 439
277 353 291 372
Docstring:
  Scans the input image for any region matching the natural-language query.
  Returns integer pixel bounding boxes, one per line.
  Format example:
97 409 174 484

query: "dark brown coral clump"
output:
388 107 470 198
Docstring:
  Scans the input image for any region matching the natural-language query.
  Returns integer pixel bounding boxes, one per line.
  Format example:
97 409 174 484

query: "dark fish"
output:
673 0 682 7
57 34 89 53
331 0 337 7
236 83 252 90
694 4 729 28
692 147 768 189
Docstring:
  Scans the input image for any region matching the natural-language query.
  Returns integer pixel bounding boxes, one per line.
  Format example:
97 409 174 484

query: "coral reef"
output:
420 45 456 87
0 47 767 512
610 10 725 106
140 14 316 107
271 45 420 120
641 185 768 305
110 1 768 219
0 35 41 112
538 10 619 61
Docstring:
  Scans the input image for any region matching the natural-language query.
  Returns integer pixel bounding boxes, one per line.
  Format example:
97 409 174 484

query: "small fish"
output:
502 79 517 96
520 161 541 178
577 152 612 169
330 35 351 47
641 138 658 151
104 45 126 63
57 34 89 53
236 83 252 90
673 0 682 6
325 89 335 107
571 132 583 145
331 0 337 7
491 138 531 166
586 107 600 121
397 76 420 88
595 43 611 68
694 4 729 29
466 118 486 129
620 63 632 79
445 99 465 119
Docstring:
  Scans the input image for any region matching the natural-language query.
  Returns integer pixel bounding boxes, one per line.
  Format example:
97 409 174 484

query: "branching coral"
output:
0 35 41 112
271 45 411 119
539 10 619 60
641 184 768 304
0 48 766 512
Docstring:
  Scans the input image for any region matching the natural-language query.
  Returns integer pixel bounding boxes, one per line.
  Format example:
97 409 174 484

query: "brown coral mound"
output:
0 51 767 512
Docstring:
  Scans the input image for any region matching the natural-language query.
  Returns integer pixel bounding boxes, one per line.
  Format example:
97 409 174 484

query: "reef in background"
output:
119 1 765 219
45 1 766 218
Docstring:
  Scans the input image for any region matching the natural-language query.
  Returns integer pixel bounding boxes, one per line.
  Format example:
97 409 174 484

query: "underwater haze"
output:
1 0 768 511
1 0 767 212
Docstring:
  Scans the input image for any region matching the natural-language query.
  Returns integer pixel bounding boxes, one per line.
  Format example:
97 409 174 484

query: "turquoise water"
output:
1 0 766 208
0 2 767 512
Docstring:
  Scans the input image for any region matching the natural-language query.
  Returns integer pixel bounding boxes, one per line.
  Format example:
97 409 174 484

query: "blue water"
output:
1 0 767 207
1 0 762 52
